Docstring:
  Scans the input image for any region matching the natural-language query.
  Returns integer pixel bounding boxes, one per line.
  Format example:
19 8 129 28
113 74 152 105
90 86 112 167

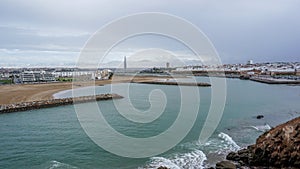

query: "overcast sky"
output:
0 0 299 67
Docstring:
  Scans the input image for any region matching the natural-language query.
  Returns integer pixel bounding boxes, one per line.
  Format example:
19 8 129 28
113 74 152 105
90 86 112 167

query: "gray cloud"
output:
0 0 299 67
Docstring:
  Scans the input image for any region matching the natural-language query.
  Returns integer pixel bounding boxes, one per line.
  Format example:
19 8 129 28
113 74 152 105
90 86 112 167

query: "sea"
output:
0 77 299 169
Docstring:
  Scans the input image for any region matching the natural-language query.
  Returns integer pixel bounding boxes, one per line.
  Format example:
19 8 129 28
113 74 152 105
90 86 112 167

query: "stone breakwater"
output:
0 93 123 114
132 81 211 87
226 116 300 168
250 77 300 84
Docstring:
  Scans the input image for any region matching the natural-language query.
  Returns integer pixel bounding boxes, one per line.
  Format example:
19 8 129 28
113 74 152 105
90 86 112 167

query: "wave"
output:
141 132 241 168
202 132 240 155
47 160 78 169
142 149 207 169
218 132 240 151
249 124 271 132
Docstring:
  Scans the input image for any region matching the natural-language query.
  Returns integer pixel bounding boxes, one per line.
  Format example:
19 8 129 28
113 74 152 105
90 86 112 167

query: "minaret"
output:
124 56 127 73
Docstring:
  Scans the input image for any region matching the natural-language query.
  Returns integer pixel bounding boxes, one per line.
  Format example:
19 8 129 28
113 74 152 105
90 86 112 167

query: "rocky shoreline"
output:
0 93 123 114
215 116 300 169
156 116 300 169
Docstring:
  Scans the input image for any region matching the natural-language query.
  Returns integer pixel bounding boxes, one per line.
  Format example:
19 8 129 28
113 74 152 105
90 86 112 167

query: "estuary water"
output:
0 77 299 169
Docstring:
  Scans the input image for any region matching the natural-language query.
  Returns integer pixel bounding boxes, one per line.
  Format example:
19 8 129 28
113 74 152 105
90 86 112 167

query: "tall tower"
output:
124 56 127 72
166 62 170 68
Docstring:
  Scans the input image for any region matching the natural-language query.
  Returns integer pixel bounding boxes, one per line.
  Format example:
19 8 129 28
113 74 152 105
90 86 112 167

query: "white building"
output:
21 71 55 83
247 60 253 65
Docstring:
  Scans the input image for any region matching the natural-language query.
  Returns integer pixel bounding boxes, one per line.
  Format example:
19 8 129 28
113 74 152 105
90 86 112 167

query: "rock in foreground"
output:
227 116 300 168
215 161 236 169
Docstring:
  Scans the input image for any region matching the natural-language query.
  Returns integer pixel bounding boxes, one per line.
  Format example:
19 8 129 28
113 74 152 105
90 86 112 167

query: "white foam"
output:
143 150 207 169
249 124 271 132
142 157 181 169
218 132 240 151
48 160 78 169
172 150 207 169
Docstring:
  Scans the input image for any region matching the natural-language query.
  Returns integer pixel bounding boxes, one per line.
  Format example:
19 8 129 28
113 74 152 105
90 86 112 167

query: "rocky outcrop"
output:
227 116 300 168
157 167 170 169
256 115 264 119
0 93 123 114
215 161 236 169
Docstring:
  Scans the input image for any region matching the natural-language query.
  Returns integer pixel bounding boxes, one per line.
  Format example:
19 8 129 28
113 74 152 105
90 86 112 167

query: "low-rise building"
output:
21 71 55 83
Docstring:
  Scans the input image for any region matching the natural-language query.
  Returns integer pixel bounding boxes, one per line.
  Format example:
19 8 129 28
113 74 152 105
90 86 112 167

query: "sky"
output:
0 0 299 68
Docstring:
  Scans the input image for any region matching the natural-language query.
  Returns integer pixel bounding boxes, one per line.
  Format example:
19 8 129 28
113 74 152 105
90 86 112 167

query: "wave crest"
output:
142 149 207 169
47 160 78 169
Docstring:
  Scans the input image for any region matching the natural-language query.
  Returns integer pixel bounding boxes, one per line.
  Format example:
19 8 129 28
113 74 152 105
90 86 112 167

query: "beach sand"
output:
0 76 164 105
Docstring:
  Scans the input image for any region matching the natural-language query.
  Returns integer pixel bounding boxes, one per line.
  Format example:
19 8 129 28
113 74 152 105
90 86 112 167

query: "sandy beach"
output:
0 76 163 105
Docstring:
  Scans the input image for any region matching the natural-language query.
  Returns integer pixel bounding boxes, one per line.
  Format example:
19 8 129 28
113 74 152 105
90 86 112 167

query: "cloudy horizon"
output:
1 0 299 68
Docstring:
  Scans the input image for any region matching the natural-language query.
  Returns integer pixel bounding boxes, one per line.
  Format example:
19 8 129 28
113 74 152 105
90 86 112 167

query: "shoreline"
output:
1 74 299 106
219 116 300 169
0 76 168 105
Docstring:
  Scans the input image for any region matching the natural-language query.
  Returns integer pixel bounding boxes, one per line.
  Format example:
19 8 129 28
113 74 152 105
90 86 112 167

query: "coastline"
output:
0 76 167 105
219 116 300 169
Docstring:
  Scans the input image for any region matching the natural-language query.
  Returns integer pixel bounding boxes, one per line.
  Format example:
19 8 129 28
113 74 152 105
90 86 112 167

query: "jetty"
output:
250 77 300 84
0 93 123 114
132 80 211 87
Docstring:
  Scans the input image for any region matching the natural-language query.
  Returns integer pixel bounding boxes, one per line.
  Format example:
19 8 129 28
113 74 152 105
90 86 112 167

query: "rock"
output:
226 116 300 168
226 152 240 161
157 167 169 169
215 161 236 169
256 115 264 119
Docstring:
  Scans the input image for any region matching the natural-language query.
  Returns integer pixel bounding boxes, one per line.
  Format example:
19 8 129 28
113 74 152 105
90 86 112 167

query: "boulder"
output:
256 115 264 119
157 166 169 169
215 161 236 169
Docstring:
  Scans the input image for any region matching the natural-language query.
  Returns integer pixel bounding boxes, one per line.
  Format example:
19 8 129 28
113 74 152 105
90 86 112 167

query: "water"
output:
0 77 299 169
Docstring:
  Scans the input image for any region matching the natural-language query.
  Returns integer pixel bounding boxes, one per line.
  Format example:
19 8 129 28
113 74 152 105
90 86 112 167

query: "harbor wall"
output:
0 93 123 114
250 77 300 84
132 81 211 87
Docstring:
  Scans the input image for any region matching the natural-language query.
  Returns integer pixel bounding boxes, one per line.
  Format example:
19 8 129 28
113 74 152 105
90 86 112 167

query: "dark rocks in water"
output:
226 116 300 168
215 161 236 169
157 166 169 169
256 115 264 119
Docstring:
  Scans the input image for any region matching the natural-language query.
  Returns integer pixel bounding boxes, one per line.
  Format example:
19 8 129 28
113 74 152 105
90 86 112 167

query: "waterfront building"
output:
21 71 55 83
21 71 36 83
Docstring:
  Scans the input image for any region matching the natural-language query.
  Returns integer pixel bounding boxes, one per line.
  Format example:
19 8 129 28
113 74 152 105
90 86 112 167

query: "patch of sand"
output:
0 76 164 105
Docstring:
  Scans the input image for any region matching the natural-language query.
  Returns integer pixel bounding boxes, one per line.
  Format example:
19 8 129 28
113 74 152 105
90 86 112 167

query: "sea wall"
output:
132 81 211 87
226 116 300 168
0 93 123 114
250 77 300 84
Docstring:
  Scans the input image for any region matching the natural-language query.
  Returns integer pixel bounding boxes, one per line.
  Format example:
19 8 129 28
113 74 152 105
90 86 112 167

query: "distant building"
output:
21 71 55 83
247 60 253 65
166 62 170 68
295 69 300 76
94 69 113 80
21 71 36 82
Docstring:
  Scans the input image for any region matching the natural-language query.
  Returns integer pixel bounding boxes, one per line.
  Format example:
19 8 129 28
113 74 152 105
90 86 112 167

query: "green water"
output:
0 77 299 169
